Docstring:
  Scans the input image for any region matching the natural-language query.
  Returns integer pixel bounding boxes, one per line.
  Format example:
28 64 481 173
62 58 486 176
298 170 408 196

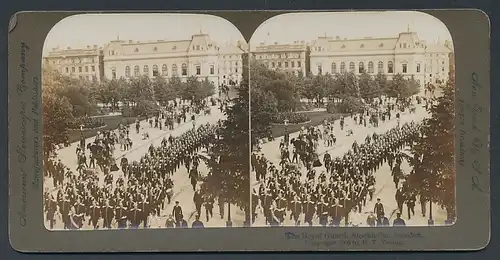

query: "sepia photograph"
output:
42 13 251 230
249 11 456 228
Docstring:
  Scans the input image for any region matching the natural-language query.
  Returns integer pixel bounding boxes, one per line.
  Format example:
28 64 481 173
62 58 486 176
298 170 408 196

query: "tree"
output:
152 76 171 106
303 74 330 106
203 81 251 226
334 72 359 100
250 60 301 112
374 73 388 97
55 78 93 117
386 73 406 99
407 76 455 221
358 72 379 103
128 75 153 103
42 68 74 157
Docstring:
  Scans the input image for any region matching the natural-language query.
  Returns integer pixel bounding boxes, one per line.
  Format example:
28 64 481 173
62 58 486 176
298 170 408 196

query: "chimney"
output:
336 36 340 40
93 45 97 48
129 40 133 43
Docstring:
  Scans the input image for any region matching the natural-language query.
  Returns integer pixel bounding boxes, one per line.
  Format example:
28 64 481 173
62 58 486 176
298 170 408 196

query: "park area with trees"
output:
42 67 215 158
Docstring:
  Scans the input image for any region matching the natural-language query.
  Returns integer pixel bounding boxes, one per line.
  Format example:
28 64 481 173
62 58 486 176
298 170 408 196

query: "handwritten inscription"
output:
284 231 423 247
469 73 485 192
14 41 41 227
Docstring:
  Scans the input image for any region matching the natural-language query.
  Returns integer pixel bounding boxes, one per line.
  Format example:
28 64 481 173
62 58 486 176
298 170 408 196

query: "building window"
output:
181 63 187 76
91 65 95 72
442 66 445 72
92 75 97 81
172 64 178 76
72 67 75 73
134 48 139 52
162 64 168 75
317 64 322 74
340 62 346 74
125 66 131 77
403 43 407 48
331 62 337 74
388 61 394 73
416 63 421 73
153 47 158 52
86 76 89 80
85 66 89 72
285 62 288 68
349 62 355 73
134 65 140 77
378 61 384 73
143 65 149 76
297 61 301 67
402 64 407 73
196 65 201 75
111 68 116 79
235 67 238 73
79 67 82 73
153 65 159 76
368 61 374 73
272 62 275 68
291 61 295 68
278 62 282 68
360 44 364 48
79 76 83 80
359 62 364 73
65 67 69 73
196 45 200 50
341 44 345 49
210 65 215 75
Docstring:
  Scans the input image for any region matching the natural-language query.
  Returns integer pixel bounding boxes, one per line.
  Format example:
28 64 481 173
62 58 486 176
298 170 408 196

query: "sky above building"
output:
43 13 246 55
249 11 453 49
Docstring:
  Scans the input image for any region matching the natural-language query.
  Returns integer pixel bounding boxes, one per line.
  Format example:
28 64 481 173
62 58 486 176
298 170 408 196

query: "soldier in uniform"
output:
302 194 315 226
88 199 101 229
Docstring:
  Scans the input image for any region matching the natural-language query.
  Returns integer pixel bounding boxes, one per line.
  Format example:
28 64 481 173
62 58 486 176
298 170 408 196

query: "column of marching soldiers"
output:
252 95 431 227
44 98 232 230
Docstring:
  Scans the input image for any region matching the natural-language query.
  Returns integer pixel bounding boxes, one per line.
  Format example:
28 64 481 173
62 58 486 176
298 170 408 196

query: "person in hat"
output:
374 198 385 219
191 214 204 228
393 212 406 227
366 211 377 227
376 212 390 227
165 214 176 228
172 201 183 225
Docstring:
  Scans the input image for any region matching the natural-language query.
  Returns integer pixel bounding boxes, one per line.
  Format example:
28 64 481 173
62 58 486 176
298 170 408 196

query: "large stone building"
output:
251 41 308 76
43 45 104 82
102 34 245 87
309 31 453 86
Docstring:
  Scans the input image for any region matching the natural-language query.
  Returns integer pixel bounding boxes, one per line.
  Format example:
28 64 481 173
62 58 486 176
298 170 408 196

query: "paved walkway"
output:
45 103 247 229
252 99 448 226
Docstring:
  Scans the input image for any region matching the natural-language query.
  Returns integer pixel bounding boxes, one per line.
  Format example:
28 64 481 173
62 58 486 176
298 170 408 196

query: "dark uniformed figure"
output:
172 201 183 225
374 198 385 219
88 200 101 229
115 201 128 229
165 215 176 228
393 212 406 226
191 214 204 228
204 195 214 222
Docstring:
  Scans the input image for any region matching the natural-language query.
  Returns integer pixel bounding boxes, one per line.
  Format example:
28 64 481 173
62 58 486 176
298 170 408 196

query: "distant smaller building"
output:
251 41 308 77
43 45 104 82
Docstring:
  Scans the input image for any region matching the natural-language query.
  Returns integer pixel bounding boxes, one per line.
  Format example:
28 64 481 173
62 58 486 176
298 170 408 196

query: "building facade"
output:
309 32 453 87
218 41 245 86
43 46 104 82
102 34 244 87
251 41 307 76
